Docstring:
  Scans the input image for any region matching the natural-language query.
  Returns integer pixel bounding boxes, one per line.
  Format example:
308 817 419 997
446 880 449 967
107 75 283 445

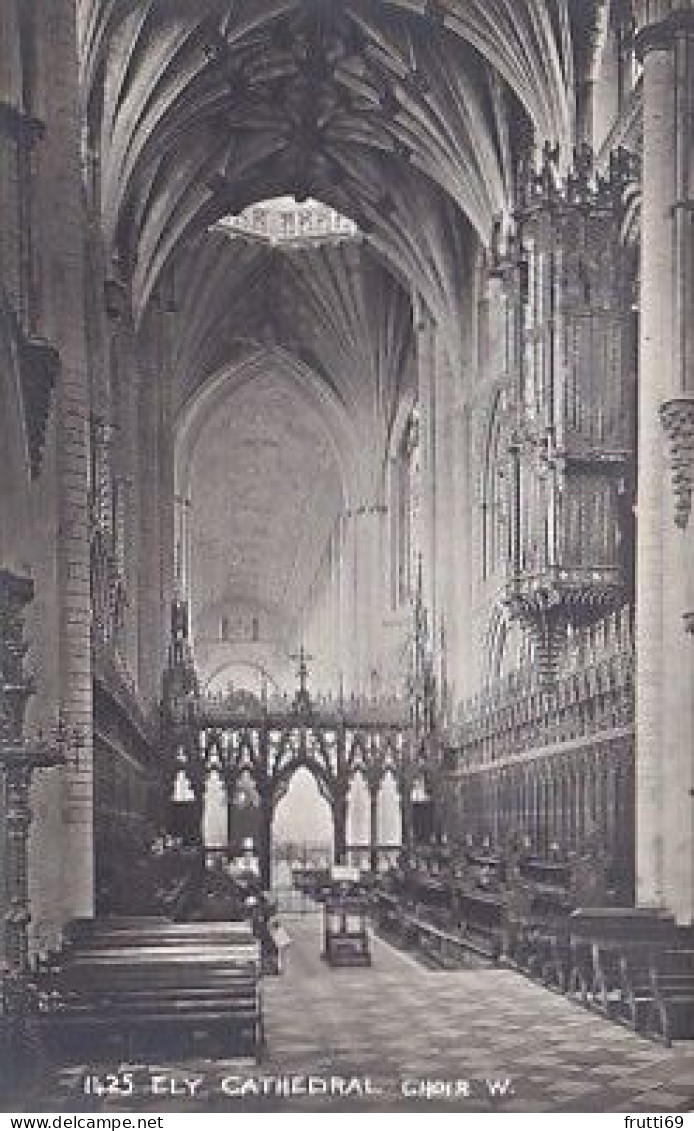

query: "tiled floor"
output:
21 913 694 1112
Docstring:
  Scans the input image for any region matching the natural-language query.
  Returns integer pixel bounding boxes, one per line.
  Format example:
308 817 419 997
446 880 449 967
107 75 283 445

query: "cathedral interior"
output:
1 0 693 1115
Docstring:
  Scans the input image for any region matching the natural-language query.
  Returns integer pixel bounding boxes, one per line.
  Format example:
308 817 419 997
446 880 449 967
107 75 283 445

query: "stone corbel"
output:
659 396 694 529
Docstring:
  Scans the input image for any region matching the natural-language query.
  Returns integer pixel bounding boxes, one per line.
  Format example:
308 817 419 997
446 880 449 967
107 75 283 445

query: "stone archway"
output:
167 681 410 888
271 765 334 888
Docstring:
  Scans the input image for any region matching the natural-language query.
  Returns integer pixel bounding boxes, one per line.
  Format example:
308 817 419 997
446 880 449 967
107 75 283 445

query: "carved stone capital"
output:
659 396 694 528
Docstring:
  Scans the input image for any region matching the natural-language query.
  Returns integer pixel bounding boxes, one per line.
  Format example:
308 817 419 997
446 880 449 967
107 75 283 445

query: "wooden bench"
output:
38 918 253 976
592 940 657 1021
60 920 260 969
64 917 252 940
375 889 499 964
412 918 488 970
619 946 694 1042
452 887 503 962
619 949 658 1032
64 925 255 951
414 926 459 971
650 949 694 1046
41 962 261 1060
38 920 264 1061
567 908 677 1009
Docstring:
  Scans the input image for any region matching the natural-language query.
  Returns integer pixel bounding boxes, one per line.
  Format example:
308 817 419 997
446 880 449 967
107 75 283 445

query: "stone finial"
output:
659 397 694 529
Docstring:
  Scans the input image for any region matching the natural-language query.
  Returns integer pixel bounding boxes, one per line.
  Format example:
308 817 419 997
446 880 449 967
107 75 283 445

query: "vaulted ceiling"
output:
76 0 584 671
80 0 576 321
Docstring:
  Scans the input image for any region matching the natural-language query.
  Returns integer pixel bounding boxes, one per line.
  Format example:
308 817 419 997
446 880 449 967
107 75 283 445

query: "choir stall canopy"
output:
321 866 372 968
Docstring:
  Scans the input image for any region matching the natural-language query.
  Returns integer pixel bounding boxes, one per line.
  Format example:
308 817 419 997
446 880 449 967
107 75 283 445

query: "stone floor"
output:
22 913 694 1113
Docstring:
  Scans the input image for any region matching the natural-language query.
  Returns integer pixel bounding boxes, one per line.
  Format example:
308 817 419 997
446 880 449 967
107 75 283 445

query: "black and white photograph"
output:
0 0 693 1119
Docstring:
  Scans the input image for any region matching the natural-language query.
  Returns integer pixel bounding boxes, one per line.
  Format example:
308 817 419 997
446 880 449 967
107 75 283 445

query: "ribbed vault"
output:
78 0 577 321
75 0 587 680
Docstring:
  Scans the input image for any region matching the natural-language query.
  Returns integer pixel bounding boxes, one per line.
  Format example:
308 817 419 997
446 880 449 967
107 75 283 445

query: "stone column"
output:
39 0 95 921
339 512 356 693
137 331 163 704
434 339 454 678
332 785 348 865
118 325 142 679
414 296 437 628
256 789 273 892
635 1 694 922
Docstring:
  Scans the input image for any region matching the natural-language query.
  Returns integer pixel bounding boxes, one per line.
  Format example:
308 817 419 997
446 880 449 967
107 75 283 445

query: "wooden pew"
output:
60 920 259 969
38 919 264 1061
411 918 488 970
65 915 249 934
375 890 498 965
650 949 694 1046
619 950 658 1032
413 922 460 970
567 908 677 1010
40 962 261 1060
64 915 170 940
64 920 255 950
452 886 503 962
